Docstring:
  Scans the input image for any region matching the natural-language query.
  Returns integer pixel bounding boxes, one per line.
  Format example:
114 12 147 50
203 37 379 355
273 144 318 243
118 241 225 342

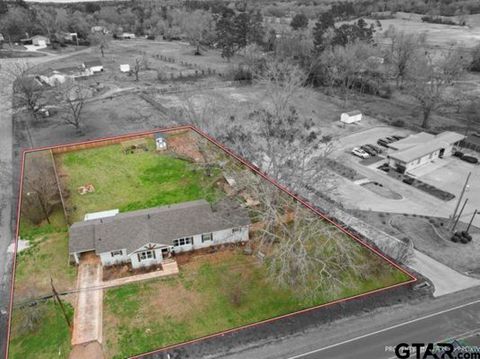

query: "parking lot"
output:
330 127 480 228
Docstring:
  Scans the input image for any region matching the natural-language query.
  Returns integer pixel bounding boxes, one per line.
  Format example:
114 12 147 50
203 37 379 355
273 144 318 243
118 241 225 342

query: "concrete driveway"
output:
71 254 103 347
410 250 480 297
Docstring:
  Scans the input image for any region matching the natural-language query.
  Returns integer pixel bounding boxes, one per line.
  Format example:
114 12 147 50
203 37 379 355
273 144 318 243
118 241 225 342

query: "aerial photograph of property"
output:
0 0 479 359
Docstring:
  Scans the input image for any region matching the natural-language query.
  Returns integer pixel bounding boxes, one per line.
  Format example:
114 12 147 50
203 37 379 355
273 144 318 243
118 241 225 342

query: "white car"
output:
351 147 370 159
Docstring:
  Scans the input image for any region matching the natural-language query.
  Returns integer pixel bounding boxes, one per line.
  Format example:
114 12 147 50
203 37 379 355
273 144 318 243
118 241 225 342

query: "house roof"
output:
84 59 102 67
388 132 435 151
31 35 48 40
389 131 465 163
464 133 480 146
343 110 362 116
69 199 251 255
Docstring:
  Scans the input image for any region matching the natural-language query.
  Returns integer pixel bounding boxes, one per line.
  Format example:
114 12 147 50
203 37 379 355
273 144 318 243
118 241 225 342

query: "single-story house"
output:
83 59 103 73
460 133 480 153
69 199 251 268
340 110 362 124
119 32 135 39
31 35 50 46
155 132 167 151
91 26 107 34
387 131 465 173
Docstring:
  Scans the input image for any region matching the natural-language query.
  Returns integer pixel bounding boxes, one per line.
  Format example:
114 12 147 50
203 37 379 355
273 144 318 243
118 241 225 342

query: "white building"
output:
155 132 167 151
83 59 103 73
120 64 131 73
387 131 465 173
69 199 250 268
340 110 363 124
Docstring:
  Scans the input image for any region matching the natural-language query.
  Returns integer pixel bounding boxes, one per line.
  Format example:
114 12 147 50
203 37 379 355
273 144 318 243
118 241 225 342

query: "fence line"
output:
49 149 69 225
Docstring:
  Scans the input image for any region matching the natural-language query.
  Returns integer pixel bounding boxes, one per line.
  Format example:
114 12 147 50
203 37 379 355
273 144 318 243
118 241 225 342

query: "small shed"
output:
121 138 149 154
120 64 131 73
155 133 167 151
340 110 363 124
83 59 103 73
121 33 135 39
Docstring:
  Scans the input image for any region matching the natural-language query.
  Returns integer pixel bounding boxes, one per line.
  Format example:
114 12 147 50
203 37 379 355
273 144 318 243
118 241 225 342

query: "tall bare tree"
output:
22 153 61 225
88 32 111 57
3 61 44 120
132 56 148 81
408 47 469 128
384 27 426 87
58 81 89 130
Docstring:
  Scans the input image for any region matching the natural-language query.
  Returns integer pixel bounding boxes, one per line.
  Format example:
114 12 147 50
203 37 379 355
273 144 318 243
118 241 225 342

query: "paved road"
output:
218 289 480 359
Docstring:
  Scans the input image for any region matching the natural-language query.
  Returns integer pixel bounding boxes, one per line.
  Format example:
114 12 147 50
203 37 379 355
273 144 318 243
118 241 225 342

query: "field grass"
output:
9 300 73 359
56 139 223 222
103 249 410 359
13 231 76 303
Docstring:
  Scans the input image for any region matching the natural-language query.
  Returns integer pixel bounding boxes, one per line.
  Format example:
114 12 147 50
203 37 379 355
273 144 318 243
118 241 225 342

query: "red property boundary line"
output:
4 125 417 359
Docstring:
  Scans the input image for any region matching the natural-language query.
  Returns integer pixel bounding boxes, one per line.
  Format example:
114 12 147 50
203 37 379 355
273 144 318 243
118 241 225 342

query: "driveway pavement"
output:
71 255 103 346
410 250 480 297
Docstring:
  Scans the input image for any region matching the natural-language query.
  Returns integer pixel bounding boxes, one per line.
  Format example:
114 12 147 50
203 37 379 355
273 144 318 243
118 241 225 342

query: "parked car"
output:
360 145 377 156
385 136 398 143
351 147 370 159
377 139 390 147
379 163 390 172
366 144 383 154
461 155 479 164
402 176 415 185
453 151 463 157
391 135 405 141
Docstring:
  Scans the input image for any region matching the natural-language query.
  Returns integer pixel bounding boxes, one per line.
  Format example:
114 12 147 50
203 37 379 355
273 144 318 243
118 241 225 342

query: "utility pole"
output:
466 209 478 233
452 198 468 232
450 172 471 230
50 277 71 329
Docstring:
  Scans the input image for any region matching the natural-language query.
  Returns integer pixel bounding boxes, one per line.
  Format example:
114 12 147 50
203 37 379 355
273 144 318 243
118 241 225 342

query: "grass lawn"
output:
14 230 76 303
9 300 73 359
103 248 410 359
55 139 223 222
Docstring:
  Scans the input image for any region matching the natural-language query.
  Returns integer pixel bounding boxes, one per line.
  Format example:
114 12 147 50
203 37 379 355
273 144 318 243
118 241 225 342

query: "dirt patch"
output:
102 263 164 281
361 181 402 200
175 243 246 268
167 131 204 162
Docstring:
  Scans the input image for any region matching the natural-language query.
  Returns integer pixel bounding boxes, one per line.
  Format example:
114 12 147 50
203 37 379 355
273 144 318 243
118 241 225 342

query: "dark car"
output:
360 145 377 156
402 176 415 185
461 155 479 164
385 136 398 143
366 144 383 154
377 139 390 147
453 151 464 157
391 135 405 141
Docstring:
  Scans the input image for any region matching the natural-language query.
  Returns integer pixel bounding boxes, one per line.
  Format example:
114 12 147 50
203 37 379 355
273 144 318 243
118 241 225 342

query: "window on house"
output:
201 233 213 242
232 227 241 233
111 250 123 257
138 250 155 261
173 237 193 247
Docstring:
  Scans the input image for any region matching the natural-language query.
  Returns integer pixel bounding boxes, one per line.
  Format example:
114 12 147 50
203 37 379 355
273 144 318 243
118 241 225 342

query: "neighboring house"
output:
340 110 362 124
31 35 50 46
91 26 107 34
59 32 78 43
387 131 465 173
119 32 135 39
83 59 103 73
69 199 251 268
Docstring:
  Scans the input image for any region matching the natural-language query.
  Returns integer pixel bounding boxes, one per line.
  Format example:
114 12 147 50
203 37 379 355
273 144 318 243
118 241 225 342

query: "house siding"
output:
130 247 164 269
99 249 129 266
172 226 249 253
